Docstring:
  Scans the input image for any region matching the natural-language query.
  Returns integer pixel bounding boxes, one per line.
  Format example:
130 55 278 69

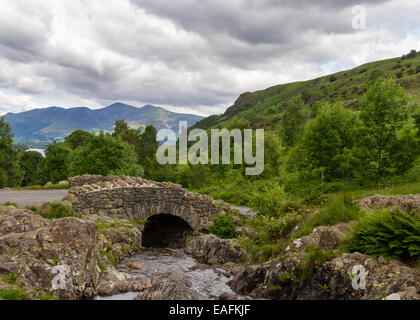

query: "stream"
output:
95 248 240 300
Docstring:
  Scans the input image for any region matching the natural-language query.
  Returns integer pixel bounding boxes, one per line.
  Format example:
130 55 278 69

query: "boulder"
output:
185 235 247 265
134 273 203 300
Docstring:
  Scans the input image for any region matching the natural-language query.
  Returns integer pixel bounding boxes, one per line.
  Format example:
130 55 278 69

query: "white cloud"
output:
0 0 419 116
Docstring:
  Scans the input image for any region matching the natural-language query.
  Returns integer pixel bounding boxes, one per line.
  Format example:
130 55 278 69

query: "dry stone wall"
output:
67 175 229 231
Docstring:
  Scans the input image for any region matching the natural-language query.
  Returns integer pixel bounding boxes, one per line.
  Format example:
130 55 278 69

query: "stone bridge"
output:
65 175 229 248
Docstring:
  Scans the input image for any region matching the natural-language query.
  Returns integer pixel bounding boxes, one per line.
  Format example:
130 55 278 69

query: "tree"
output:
281 96 308 147
65 130 92 149
293 104 359 181
20 151 44 186
0 117 23 188
71 132 143 177
39 141 72 184
357 78 412 178
113 121 159 179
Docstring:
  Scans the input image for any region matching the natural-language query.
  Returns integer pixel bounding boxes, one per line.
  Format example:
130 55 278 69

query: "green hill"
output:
193 51 420 131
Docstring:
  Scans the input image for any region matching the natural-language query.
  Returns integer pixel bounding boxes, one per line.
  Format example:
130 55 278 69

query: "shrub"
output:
343 209 420 260
329 75 337 82
209 214 237 239
249 182 286 216
250 214 302 244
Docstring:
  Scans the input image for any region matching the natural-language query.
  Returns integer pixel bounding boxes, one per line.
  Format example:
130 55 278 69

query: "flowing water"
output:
95 248 240 300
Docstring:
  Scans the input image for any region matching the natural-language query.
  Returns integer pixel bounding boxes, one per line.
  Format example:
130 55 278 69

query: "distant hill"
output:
192 52 420 131
3 103 204 142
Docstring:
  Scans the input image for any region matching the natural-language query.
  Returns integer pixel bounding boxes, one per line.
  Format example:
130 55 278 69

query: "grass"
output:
0 202 18 208
293 194 364 239
0 288 29 300
96 218 135 232
299 245 337 281
0 273 19 285
38 203 73 219
7 184 71 191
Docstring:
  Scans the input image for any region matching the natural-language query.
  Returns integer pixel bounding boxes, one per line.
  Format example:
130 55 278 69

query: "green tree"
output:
293 104 359 181
357 78 412 178
19 151 44 186
65 130 92 149
112 120 159 179
39 142 72 184
71 132 143 177
281 96 308 147
0 117 23 188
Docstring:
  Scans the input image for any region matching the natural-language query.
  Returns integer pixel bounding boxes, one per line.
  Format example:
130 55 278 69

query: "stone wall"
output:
66 175 229 231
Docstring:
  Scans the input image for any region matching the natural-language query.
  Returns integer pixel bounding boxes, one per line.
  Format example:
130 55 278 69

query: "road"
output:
0 189 69 208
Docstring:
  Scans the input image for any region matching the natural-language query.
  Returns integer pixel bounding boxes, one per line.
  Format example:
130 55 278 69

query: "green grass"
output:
38 203 73 219
0 202 18 208
293 194 364 239
10 184 70 191
0 288 29 300
96 218 135 232
0 273 19 285
299 245 337 281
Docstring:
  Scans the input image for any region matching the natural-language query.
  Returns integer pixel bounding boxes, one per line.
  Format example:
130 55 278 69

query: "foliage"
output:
281 96 308 147
71 132 144 177
0 288 29 300
249 182 286 216
38 141 72 184
0 116 23 188
64 130 92 149
343 209 420 260
250 214 302 244
19 150 44 186
209 214 238 239
299 245 336 280
293 104 359 181
356 78 416 180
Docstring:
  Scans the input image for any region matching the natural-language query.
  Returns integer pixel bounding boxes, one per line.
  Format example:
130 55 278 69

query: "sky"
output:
0 0 419 117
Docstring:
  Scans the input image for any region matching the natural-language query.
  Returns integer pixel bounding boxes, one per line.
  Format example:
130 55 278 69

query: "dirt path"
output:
0 189 69 208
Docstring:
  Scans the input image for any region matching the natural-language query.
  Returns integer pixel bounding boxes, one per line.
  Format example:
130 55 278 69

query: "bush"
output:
250 214 302 244
299 246 336 280
343 209 420 261
209 214 238 239
249 182 286 216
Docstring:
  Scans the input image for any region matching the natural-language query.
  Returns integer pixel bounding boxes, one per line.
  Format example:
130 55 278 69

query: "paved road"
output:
230 205 255 218
0 190 69 208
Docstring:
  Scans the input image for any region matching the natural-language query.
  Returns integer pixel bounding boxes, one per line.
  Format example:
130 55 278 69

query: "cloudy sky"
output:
0 0 419 116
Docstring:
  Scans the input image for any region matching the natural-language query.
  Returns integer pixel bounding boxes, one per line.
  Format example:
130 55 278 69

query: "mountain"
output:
3 103 204 142
192 52 420 131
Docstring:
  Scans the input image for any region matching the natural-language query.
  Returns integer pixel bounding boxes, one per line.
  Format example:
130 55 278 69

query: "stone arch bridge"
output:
65 175 229 247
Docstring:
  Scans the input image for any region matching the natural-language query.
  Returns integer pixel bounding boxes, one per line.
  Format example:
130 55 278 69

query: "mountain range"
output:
3 103 204 142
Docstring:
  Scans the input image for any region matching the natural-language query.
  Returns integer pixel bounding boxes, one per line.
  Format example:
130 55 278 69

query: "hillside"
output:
3 103 203 142
193 52 420 131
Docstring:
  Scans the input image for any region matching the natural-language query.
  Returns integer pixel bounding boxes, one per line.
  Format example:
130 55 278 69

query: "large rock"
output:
357 194 420 214
96 267 151 296
0 210 99 299
134 273 203 300
185 235 247 265
229 224 420 300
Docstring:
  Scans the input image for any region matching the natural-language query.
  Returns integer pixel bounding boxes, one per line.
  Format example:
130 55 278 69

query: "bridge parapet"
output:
66 175 229 231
